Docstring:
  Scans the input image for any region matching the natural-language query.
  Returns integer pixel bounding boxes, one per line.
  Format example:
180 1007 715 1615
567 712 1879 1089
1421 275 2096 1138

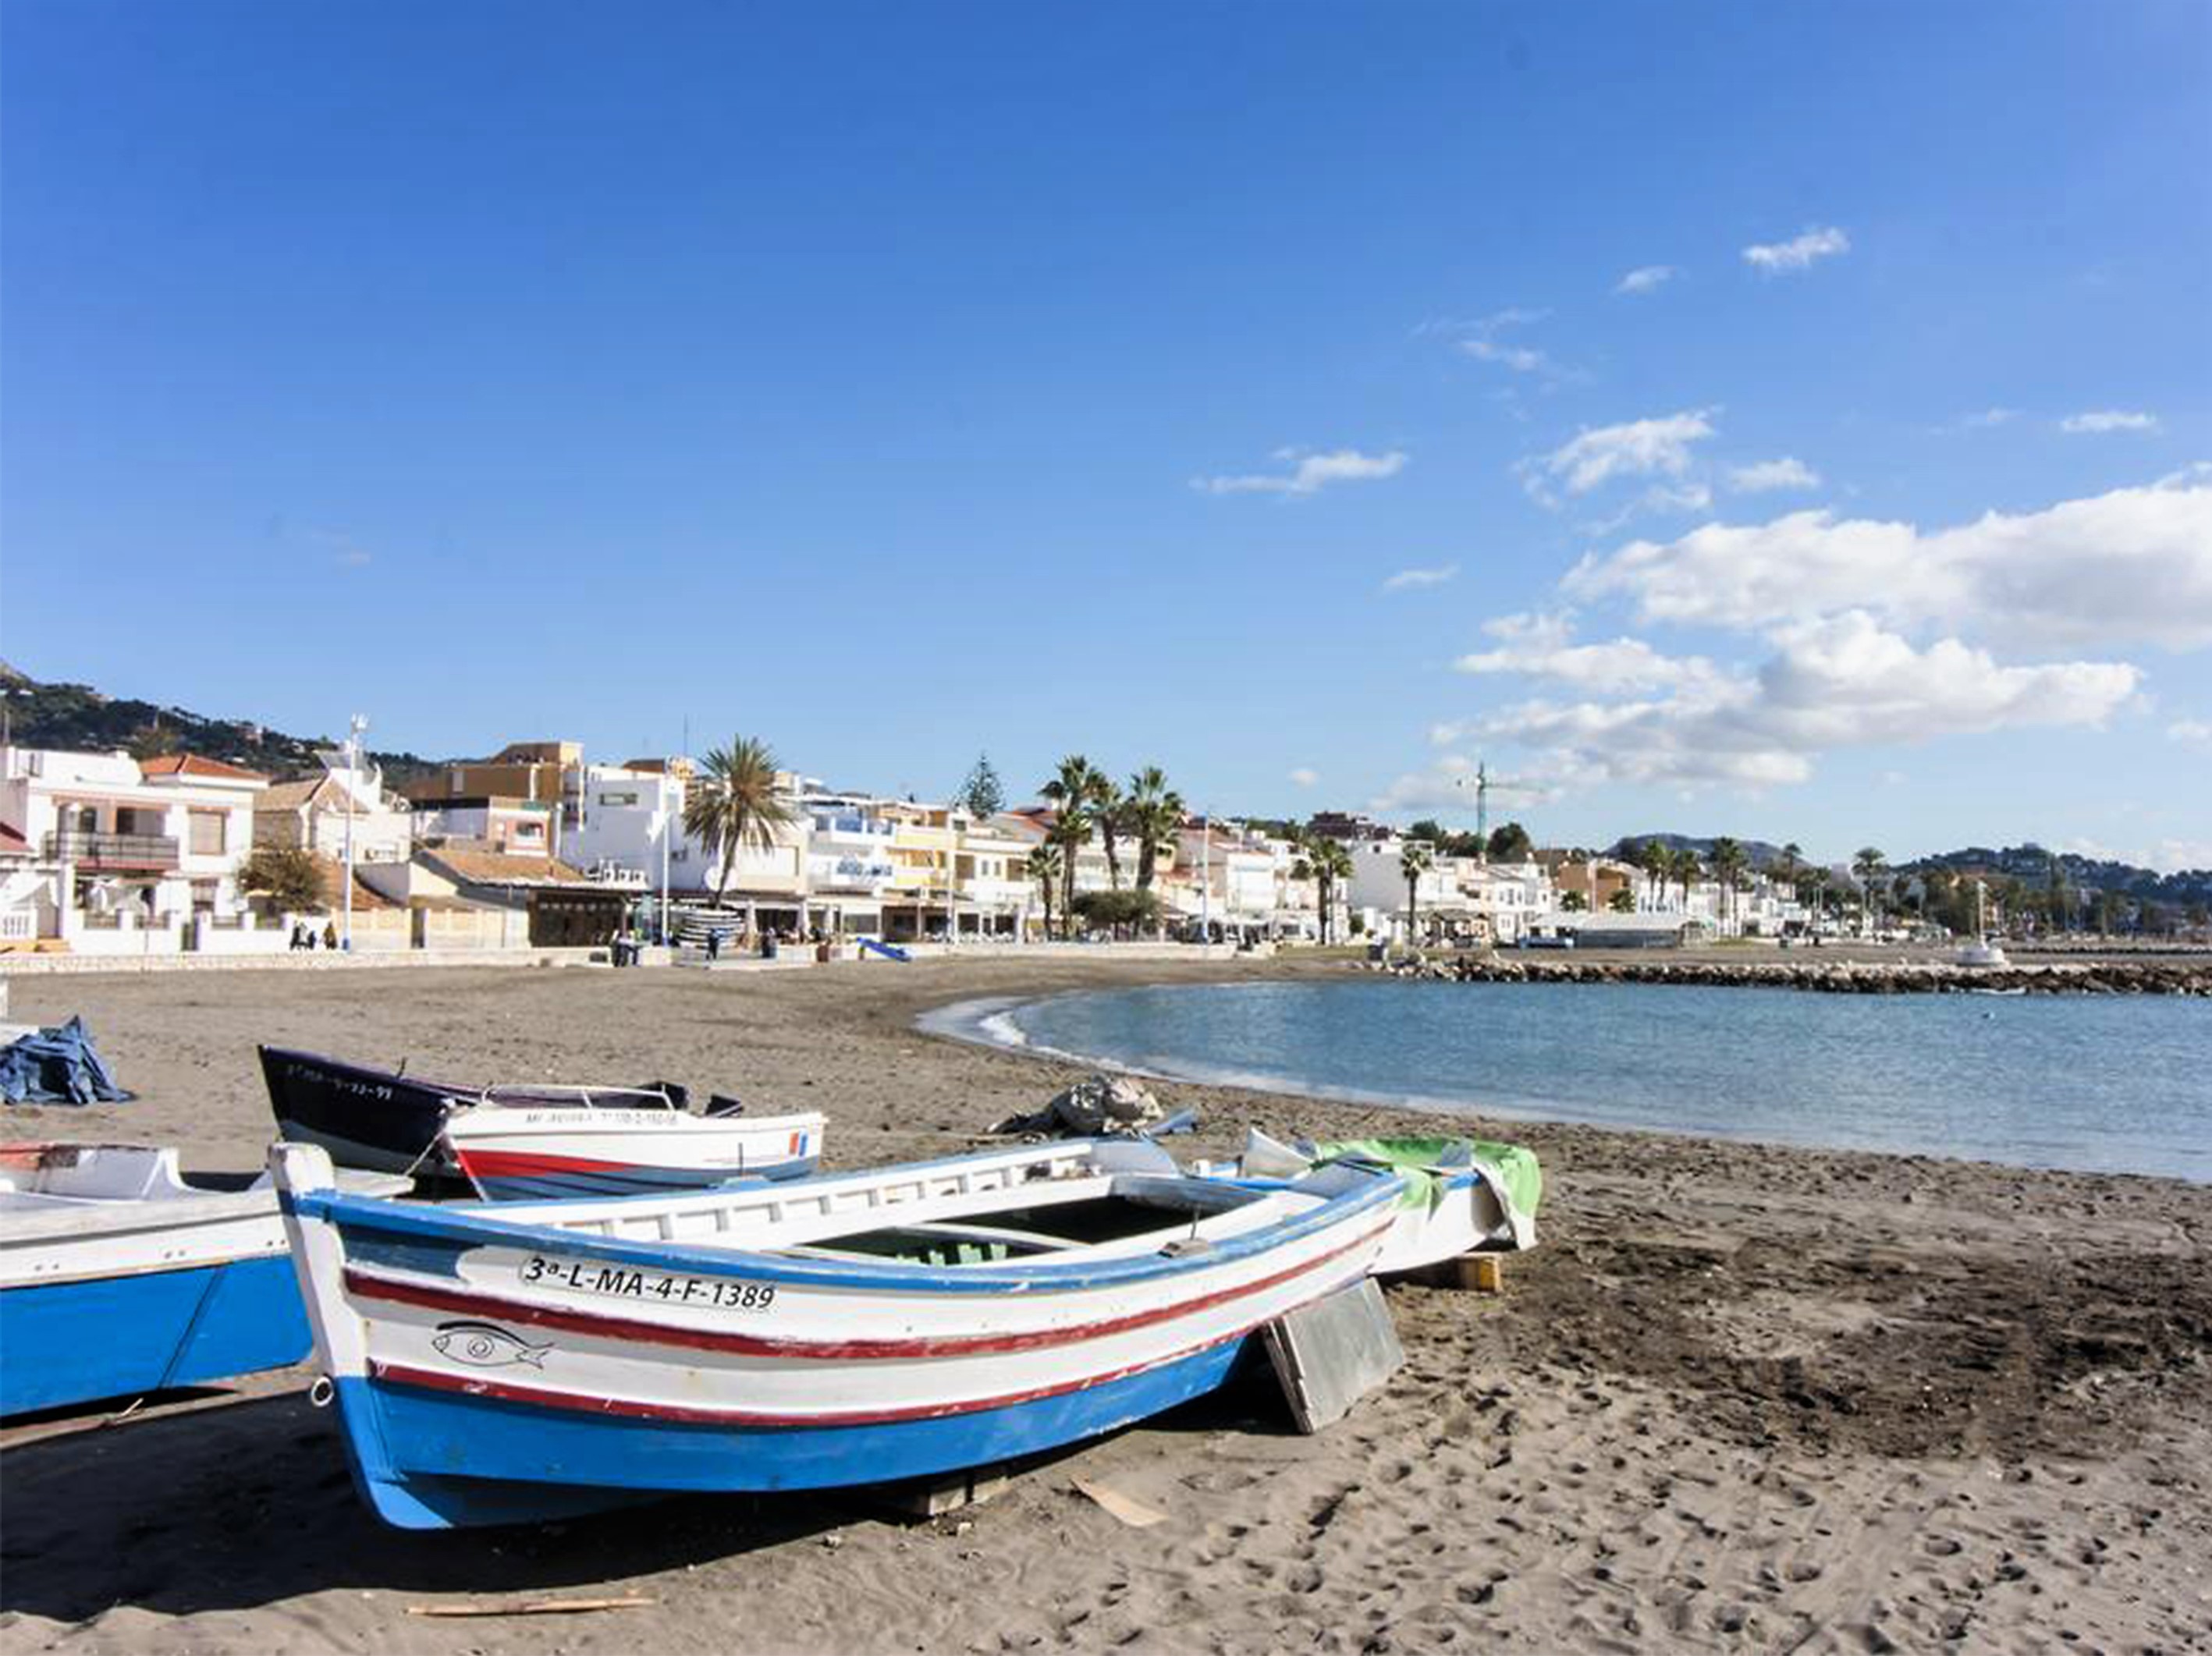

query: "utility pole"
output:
659 761 673 948
342 713 367 952
1200 812 1211 947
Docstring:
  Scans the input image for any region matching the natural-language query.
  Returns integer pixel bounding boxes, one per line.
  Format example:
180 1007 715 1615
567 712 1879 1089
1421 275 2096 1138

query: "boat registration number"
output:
520 1254 777 1310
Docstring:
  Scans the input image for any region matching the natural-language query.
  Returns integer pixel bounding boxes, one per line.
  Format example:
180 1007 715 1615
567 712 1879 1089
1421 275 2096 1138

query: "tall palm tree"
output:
1089 771 1125 889
1122 766 1185 892
1853 846 1887 938
1399 843 1434 946
1675 852 1702 914
1026 844 1063 940
1709 837 1747 928
683 735 797 910
1639 839 1674 911
1291 832 1354 944
1040 755 1102 920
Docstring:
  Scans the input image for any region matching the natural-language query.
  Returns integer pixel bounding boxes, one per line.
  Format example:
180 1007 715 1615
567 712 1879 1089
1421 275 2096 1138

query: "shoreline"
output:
2 956 2208 1654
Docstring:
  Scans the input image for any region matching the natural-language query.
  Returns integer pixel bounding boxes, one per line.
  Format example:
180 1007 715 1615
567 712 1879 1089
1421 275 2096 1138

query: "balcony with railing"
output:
44 830 180 870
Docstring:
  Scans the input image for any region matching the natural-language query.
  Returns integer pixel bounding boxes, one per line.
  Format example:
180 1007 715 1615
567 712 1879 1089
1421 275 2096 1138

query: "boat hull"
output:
0 1254 310 1416
260 1046 461 1174
272 1141 1398 1528
442 1108 826 1201
331 1335 1254 1528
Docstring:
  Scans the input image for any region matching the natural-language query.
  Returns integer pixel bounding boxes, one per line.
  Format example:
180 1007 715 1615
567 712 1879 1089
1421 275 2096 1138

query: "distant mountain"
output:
1606 828 2210 909
0 663 443 784
1906 843 2212 906
1607 832 1795 868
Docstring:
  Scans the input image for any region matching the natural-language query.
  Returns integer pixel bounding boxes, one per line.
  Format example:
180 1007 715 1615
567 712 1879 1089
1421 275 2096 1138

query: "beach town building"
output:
563 761 687 886
252 751 414 863
1345 835 1459 942
1537 852 1639 917
799 790 899 937
404 740 588 836
0 745 268 952
407 796 559 859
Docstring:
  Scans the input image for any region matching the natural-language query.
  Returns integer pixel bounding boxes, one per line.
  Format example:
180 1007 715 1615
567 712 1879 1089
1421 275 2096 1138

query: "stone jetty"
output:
1368 954 2212 995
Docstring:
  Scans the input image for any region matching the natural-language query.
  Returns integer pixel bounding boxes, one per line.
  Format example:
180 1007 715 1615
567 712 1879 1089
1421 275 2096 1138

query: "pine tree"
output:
959 754 1005 819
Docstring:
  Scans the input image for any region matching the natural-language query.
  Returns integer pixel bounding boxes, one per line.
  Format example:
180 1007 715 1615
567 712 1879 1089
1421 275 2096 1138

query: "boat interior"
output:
438 1141 1359 1268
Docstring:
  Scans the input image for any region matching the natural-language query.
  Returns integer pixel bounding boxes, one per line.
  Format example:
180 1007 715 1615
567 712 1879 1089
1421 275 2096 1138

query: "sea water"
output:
954 980 2212 1183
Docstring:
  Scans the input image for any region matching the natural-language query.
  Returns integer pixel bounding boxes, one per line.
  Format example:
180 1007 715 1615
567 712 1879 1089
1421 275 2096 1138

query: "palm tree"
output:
683 736 797 910
1291 832 1354 944
1040 755 1102 920
1709 837 1747 929
1026 844 1063 940
1089 771 1125 889
1399 842 1434 947
1122 766 1185 892
1639 839 1674 911
1853 846 1887 938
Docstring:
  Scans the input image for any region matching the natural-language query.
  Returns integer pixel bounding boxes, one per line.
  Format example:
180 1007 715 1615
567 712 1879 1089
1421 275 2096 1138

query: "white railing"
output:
1 910 36 941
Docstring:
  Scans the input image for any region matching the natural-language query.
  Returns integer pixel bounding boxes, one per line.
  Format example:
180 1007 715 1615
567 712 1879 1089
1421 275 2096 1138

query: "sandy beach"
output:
2 956 2207 1654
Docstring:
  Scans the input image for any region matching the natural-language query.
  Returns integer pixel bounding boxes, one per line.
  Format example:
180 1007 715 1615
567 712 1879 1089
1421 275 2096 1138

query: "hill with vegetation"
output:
0 661 442 783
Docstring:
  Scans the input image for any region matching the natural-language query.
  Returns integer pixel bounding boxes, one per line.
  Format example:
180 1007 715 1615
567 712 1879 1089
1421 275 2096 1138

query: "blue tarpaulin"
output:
0 1016 135 1105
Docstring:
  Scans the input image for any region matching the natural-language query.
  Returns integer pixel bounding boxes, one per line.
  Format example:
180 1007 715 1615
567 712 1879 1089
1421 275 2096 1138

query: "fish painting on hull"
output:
431 1321 552 1369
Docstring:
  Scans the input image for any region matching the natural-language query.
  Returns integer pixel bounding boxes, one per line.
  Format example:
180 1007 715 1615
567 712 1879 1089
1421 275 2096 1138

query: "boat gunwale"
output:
289 1165 1405 1296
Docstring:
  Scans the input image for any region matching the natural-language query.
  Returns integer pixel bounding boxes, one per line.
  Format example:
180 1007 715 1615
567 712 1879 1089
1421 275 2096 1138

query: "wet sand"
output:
2 956 2208 1654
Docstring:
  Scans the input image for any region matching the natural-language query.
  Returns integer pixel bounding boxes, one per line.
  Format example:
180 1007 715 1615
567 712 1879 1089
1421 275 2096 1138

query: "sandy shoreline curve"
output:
2 955 2207 1654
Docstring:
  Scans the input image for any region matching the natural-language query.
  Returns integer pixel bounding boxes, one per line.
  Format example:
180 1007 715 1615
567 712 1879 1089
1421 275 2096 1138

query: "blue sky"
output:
5 2 2207 867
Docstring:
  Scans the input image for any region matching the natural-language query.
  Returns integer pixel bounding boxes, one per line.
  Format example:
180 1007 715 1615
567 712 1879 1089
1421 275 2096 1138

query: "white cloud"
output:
1742 225 1851 274
1287 767 1320 788
1194 447 1408 497
1382 563 1458 593
2060 410 2160 434
1955 407 2018 431
1564 476 2212 651
1727 456 1821 493
1456 307 1560 376
1454 612 1723 695
1453 612 2139 793
1615 265 1679 296
1525 409 1717 500
2170 718 2212 746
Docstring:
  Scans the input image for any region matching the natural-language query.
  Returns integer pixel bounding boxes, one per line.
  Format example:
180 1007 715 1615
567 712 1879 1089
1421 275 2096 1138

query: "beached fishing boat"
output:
271 1136 1405 1530
439 1096 824 1200
259 1048 818 1196
1195 1132 1542 1275
0 1142 408 1417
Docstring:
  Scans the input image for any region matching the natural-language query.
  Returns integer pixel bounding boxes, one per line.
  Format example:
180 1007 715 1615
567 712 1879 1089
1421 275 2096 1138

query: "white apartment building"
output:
0 746 267 952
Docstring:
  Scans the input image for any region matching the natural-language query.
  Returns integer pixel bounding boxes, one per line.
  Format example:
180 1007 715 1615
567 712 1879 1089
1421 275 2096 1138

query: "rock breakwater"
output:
1369 956 2212 995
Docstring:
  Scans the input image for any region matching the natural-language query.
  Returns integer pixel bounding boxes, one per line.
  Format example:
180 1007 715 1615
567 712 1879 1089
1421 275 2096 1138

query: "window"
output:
189 810 226 856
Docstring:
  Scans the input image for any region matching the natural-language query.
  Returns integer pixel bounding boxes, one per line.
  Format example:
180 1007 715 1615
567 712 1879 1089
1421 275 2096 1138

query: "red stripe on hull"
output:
453 1150 644 1177
343 1218 1391 1363
367 1279 1351 1428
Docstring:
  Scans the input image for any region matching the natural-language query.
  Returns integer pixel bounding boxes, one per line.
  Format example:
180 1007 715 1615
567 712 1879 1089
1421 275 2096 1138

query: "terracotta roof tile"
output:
139 754 270 783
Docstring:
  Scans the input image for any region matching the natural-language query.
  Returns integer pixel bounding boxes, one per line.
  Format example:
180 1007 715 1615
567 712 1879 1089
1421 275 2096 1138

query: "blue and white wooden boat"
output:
271 1137 1405 1530
0 1142 408 1417
438 1092 825 1200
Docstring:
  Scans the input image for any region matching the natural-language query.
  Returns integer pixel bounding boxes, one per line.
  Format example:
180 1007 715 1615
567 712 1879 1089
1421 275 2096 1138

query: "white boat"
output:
1 1142 407 1416
270 1136 1405 1530
1195 1131 1541 1274
1955 880 2010 969
438 1090 826 1200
